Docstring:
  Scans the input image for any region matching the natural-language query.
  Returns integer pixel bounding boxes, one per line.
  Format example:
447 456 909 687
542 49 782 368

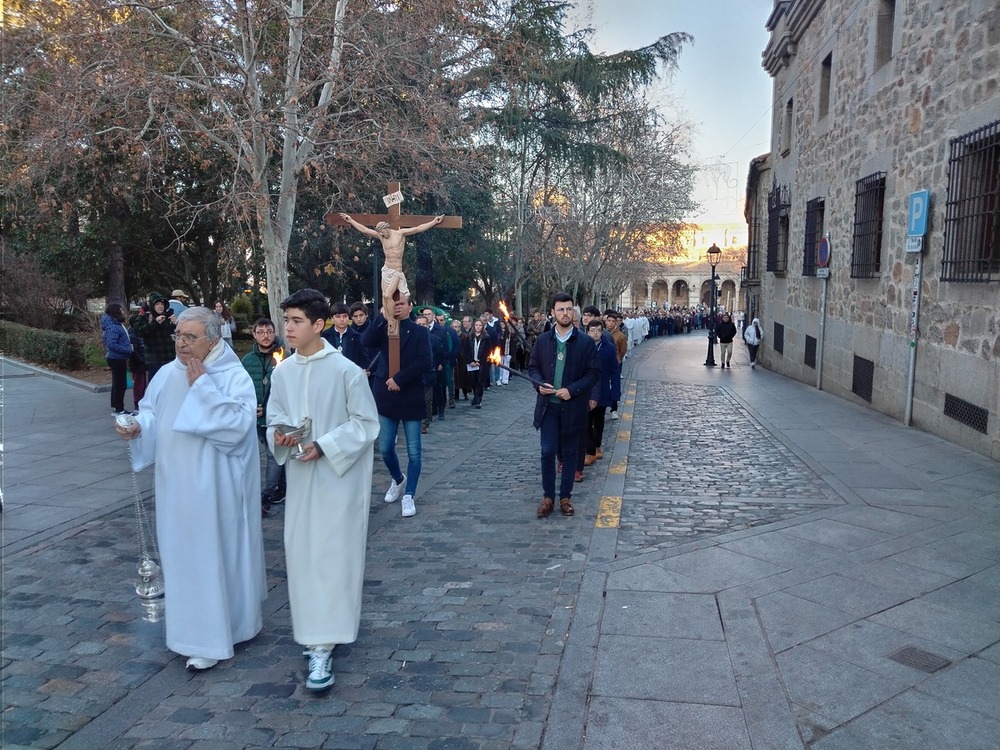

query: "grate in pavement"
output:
887 645 951 673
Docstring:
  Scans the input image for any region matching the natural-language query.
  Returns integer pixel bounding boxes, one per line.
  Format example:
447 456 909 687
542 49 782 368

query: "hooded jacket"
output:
101 313 133 360
133 293 177 365
744 318 763 346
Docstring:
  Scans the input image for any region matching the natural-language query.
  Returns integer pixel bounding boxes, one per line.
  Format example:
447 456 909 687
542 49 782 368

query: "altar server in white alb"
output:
115 306 266 671
267 288 379 692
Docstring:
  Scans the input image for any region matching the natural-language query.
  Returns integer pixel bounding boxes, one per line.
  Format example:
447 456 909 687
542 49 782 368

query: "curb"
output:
0 355 111 393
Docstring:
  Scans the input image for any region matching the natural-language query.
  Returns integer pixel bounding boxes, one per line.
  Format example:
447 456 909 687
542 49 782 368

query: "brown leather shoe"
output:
537 496 554 517
574 470 584 482
559 497 574 516
584 454 597 466
595 448 604 460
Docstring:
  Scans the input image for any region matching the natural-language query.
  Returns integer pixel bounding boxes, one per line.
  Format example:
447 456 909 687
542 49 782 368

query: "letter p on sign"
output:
908 190 929 237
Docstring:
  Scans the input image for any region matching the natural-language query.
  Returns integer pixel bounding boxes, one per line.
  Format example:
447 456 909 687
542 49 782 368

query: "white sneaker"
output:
401 494 416 517
751 362 756 369
306 647 334 691
185 656 218 670
384 475 406 503
611 411 619 420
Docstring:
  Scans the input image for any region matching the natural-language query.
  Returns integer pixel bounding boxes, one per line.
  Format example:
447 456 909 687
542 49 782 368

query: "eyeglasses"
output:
171 333 208 344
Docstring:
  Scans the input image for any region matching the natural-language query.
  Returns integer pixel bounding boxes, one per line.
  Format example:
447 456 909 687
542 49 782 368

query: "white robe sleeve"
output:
128 382 161 471
172 370 257 456
265 368 294 466
313 369 380 477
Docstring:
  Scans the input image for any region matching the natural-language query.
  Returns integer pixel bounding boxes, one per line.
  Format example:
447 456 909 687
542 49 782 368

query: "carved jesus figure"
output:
339 213 444 335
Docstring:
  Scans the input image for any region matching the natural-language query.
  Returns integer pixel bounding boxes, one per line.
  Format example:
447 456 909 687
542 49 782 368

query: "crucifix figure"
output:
327 181 462 375
338 212 443 335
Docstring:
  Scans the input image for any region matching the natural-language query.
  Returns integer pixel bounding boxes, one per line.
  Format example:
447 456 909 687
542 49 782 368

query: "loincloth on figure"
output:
381 266 410 299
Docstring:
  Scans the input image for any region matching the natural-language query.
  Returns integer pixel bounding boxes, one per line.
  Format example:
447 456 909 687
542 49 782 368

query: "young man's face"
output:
587 324 603 343
581 313 595 326
253 325 276 352
351 309 368 326
415 317 428 328
604 315 618 330
283 307 323 349
551 300 574 328
332 312 350 330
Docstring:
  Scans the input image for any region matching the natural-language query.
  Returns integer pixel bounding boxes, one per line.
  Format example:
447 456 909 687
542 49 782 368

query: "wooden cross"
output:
326 181 463 377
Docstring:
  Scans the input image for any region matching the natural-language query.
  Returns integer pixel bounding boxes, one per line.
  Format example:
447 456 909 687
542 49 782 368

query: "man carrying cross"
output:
339 212 443 335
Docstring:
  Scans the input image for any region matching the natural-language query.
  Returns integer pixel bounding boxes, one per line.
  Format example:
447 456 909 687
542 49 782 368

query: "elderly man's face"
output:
174 319 214 364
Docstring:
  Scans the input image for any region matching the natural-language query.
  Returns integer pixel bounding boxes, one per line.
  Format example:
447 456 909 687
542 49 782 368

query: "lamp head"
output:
707 243 722 266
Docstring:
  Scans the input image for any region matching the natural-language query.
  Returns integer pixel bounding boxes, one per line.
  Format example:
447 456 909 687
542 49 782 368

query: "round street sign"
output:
817 235 831 268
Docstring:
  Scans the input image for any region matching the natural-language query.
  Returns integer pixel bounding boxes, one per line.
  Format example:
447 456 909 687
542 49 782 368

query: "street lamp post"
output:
704 243 722 367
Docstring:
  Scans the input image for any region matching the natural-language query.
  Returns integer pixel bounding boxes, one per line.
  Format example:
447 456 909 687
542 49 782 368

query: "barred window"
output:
942 119 1000 283
803 198 825 276
767 183 790 274
747 198 763 282
851 172 886 278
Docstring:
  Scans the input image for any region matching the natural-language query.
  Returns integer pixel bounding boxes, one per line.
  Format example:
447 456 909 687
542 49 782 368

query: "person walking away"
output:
114 306 266 672
463 319 491 408
528 293 600 518
214 301 236 347
361 295 433 519
101 303 133 415
266 289 379 692
241 318 287 514
716 313 738 368
134 293 177 380
744 317 764 369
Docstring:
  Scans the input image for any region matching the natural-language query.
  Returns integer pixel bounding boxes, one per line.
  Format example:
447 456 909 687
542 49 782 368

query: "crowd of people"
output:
104 285 760 692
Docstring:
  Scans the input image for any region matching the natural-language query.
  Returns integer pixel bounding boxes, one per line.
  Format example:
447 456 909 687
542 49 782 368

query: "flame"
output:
272 348 285 365
498 300 510 321
487 347 502 366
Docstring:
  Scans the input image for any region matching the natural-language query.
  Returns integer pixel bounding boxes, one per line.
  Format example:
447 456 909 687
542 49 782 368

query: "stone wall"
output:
757 0 1000 459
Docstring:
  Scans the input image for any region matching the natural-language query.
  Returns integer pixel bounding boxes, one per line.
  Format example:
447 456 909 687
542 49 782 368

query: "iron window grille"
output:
942 119 1000 283
851 172 886 278
852 355 875 403
803 198 825 276
746 200 763 283
767 183 790 274
804 335 817 369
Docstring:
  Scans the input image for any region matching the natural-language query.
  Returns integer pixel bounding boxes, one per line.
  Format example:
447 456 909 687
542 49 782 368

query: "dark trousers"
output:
432 371 446 416
107 358 128 412
131 369 148 405
470 366 485 405
747 343 760 363
540 403 579 500
587 406 606 455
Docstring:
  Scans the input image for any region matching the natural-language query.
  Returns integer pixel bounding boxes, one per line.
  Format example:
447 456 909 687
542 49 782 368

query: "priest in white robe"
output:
266 288 379 691
116 306 266 670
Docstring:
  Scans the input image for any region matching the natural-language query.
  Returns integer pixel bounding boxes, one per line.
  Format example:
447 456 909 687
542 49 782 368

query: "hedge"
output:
0 320 86 369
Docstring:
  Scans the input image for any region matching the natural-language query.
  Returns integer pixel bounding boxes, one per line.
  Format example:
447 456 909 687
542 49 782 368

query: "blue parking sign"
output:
908 190 929 237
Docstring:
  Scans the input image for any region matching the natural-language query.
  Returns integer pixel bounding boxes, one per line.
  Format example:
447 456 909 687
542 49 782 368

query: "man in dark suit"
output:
361 296 433 518
421 307 449 422
528 292 600 518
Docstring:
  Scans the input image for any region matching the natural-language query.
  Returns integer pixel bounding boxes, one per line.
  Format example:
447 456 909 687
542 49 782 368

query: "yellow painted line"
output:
617 430 630 441
596 496 622 528
609 458 627 475
624 399 634 407
620 412 632 421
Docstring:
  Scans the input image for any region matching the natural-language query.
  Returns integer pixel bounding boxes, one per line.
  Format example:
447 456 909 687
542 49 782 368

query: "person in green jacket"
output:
241 318 286 514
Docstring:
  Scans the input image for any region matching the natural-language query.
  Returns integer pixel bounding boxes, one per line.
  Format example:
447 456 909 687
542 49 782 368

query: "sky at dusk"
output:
570 0 775 225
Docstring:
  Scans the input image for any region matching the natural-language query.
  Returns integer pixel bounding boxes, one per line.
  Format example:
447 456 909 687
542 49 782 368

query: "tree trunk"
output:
107 240 126 305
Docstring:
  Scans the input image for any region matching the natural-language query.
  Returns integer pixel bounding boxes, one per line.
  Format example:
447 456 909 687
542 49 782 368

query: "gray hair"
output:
177 306 222 343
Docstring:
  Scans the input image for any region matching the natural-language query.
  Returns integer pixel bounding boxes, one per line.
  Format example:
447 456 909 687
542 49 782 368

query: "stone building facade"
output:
622 259 743 314
749 0 999 459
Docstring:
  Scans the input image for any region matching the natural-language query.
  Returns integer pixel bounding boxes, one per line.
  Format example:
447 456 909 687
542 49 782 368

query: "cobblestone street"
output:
2 333 997 750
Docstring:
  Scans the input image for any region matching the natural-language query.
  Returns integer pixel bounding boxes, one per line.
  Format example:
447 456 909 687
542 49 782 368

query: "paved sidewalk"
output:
1 335 997 749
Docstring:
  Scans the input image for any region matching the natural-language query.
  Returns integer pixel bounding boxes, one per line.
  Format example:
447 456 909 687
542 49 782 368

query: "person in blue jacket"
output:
361 295 433 519
101 302 133 415
581 318 620 468
527 292 600 518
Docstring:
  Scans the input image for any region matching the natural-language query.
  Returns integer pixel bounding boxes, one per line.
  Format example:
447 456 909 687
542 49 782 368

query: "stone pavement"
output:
1 332 997 749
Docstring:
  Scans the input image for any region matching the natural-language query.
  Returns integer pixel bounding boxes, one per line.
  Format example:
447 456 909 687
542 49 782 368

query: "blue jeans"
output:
539 403 579 500
379 416 421 497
